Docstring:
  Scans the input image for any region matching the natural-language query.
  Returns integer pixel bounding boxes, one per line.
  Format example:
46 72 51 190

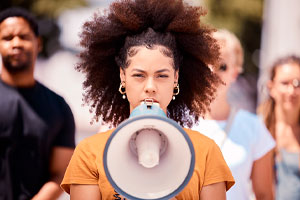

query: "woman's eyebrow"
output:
131 68 171 73
131 68 145 73
155 69 171 73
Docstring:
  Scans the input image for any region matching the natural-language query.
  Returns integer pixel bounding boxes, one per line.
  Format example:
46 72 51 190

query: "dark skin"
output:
0 17 38 87
0 17 74 199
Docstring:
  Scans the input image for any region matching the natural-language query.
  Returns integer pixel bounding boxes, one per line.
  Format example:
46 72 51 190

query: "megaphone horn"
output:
129 127 168 168
103 99 195 200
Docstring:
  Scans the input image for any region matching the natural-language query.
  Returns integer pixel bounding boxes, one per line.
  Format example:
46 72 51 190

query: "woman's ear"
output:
120 68 125 83
267 80 275 98
174 70 179 87
230 67 239 82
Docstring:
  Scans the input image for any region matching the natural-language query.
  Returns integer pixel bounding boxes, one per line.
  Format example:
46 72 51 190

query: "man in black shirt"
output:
0 7 75 200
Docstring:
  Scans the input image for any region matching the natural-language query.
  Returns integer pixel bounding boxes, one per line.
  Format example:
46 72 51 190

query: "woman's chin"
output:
282 102 300 111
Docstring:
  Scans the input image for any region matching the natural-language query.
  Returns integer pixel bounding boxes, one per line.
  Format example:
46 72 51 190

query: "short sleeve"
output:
53 98 75 148
252 117 275 160
203 141 235 191
61 138 99 193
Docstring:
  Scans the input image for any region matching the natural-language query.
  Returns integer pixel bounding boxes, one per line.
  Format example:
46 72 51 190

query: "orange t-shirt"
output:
61 128 234 199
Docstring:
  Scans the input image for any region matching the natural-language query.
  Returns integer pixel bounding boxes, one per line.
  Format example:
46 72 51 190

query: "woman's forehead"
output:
274 63 300 79
126 46 175 68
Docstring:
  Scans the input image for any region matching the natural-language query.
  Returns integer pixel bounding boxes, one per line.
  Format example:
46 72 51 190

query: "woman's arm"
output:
200 182 226 200
251 150 274 200
70 184 101 200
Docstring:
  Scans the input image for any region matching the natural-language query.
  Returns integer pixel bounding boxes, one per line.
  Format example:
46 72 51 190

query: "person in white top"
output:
258 55 300 200
192 29 275 200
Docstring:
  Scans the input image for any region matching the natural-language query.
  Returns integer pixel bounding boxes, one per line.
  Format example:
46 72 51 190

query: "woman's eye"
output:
157 74 169 78
280 81 289 86
132 74 144 78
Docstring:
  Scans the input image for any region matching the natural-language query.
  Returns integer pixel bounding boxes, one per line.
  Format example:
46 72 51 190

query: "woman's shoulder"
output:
235 109 260 123
232 109 266 133
234 109 270 133
76 129 115 151
233 109 275 150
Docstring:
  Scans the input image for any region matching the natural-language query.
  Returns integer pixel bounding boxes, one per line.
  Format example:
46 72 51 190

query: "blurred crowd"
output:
0 1 299 200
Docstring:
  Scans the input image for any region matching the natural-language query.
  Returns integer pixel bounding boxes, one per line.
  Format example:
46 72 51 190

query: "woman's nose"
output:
144 78 156 93
287 84 296 94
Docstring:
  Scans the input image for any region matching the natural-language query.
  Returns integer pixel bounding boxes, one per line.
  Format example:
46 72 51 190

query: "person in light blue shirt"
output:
193 29 275 200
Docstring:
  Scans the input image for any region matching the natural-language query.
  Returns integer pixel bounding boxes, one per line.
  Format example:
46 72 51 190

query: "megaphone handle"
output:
113 189 178 200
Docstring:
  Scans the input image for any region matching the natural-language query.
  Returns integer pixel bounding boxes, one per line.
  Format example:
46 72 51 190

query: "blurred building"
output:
258 0 300 103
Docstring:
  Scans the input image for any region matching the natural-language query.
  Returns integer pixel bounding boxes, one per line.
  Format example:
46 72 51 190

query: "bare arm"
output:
70 185 101 200
251 150 275 200
32 147 74 200
200 182 226 200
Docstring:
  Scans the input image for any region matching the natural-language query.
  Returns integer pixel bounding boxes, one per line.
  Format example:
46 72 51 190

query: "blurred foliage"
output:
0 0 87 57
201 0 263 75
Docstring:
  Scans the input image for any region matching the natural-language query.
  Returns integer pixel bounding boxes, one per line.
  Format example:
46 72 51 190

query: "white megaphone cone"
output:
103 99 195 200
135 128 162 168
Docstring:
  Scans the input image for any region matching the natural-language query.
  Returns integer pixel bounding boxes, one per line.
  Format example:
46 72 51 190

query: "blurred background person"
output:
258 1 300 104
258 55 300 200
1 0 299 199
192 29 275 200
0 0 287 146
0 7 75 199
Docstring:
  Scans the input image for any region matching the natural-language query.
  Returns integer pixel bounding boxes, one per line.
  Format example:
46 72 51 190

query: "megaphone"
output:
103 99 195 200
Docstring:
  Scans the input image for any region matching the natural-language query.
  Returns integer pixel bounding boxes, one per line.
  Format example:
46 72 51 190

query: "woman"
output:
192 29 275 200
258 55 300 200
61 0 235 199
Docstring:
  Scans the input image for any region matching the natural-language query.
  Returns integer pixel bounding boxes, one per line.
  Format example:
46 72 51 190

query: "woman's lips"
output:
142 98 159 103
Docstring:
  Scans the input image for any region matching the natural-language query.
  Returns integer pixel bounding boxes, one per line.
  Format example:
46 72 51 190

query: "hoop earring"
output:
172 84 179 100
119 82 126 99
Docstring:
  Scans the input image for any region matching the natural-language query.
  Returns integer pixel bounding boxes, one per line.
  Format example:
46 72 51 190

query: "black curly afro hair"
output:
0 7 39 36
77 0 222 128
